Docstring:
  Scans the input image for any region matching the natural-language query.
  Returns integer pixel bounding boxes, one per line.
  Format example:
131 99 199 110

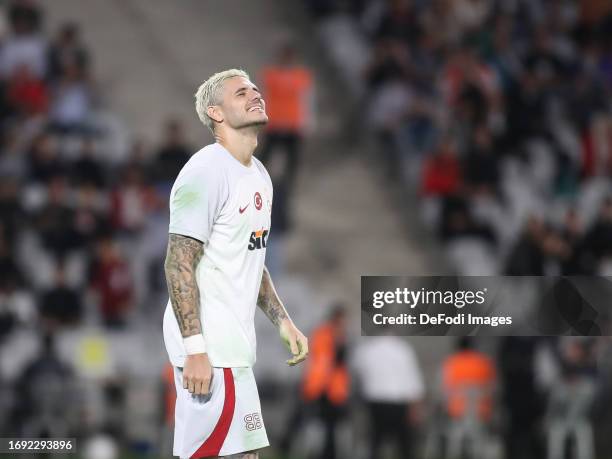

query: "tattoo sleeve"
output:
164 233 204 337
257 265 290 328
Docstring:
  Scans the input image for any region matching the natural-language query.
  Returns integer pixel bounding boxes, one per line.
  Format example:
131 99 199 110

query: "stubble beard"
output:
236 116 268 132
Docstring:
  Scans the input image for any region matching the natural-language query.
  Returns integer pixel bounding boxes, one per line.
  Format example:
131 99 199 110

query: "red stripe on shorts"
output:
191 368 236 458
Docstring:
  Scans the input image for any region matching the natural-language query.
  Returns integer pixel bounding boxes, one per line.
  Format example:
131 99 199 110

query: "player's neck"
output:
215 129 258 167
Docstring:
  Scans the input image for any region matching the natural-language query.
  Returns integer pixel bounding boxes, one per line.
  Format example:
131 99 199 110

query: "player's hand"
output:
183 353 213 395
279 319 308 366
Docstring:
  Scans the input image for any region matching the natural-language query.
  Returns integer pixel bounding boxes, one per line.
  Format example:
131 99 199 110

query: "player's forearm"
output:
165 233 204 337
257 265 291 328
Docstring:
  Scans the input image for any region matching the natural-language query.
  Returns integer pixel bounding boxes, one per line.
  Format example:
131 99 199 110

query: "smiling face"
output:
208 76 268 132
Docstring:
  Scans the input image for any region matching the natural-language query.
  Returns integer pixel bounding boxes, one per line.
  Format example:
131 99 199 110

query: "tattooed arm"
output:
164 233 211 395
257 265 290 327
165 233 204 337
257 265 309 365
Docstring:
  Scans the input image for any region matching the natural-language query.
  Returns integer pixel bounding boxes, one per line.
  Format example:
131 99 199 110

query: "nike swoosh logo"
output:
239 204 250 214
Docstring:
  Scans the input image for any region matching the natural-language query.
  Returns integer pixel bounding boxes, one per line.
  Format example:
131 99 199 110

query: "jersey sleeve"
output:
168 166 227 243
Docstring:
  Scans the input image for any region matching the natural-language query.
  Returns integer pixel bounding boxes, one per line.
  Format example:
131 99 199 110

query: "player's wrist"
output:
279 317 295 331
183 334 206 354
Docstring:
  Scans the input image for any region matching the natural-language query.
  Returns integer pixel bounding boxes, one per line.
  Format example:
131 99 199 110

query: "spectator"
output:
27 133 64 183
0 0 46 79
422 136 462 196
48 22 89 81
110 162 153 234
151 118 191 185
371 0 421 44
368 73 414 178
0 129 27 179
440 196 496 246
352 333 424 459
504 69 549 147
486 16 522 91
505 216 547 275
70 138 105 188
12 333 77 437
498 337 545 459
547 338 598 459
364 39 412 90
8 0 42 35
39 263 82 328
463 125 500 197
72 182 109 248
49 59 93 133
89 237 133 328
33 175 80 256
0 178 25 244
6 64 49 116
440 47 499 111
449 0 491 39
523 26 566 89
540 225 572 276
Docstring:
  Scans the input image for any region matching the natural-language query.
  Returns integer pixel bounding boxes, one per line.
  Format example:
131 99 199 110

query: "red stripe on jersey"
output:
191 368 236 458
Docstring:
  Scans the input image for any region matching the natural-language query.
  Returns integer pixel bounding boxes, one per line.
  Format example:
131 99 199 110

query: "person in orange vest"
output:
441 337 496 459
442 337 496 422
279 305 350 459
258 42 314 195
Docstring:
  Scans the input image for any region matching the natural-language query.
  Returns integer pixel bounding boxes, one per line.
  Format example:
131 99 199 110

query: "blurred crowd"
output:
299 1 612 458
0 0 185 337
0 0 196 450
307 0 612 275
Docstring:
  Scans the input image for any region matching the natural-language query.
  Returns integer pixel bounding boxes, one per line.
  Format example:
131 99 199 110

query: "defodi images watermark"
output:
361 276 612 336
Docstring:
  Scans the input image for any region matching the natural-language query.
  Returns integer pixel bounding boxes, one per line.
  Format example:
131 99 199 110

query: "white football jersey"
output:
163 143 272 368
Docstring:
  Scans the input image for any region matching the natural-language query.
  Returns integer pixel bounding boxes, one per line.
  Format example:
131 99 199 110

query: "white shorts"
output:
173 366 269 458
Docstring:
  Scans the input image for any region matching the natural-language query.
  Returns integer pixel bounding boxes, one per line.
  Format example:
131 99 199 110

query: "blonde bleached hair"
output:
194 68 250 134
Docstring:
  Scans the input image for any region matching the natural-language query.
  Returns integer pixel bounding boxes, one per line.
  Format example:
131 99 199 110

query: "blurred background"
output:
0 0 611 458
